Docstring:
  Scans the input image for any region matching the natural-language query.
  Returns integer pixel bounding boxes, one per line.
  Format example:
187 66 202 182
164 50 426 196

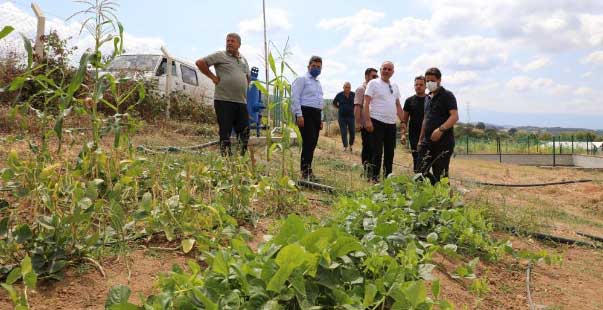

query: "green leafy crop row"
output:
106 176 557 309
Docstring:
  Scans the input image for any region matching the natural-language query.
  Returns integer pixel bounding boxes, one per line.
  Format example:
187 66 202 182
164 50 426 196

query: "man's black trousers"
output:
214 100 250 156
368 118 396 182
299 106 322 177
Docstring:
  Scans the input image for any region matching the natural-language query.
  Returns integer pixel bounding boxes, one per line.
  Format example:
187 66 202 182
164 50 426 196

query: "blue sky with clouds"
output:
1 0 603 129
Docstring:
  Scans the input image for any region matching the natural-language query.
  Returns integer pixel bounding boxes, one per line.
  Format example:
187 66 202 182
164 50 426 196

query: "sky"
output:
1 0 603 129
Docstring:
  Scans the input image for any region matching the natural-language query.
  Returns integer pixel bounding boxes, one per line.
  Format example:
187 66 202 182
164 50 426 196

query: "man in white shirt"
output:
363 61 404 182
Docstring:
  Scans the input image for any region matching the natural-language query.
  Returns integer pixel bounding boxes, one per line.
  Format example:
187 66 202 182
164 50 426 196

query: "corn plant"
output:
254 41 301 177
68 0 145 159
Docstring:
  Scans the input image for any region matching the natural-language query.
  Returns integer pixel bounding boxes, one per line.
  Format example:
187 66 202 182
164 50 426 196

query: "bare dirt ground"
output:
2 127 603 309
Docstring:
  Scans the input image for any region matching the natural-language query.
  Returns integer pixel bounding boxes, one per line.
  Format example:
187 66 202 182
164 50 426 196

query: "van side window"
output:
181 65 199 86
156 58 178 76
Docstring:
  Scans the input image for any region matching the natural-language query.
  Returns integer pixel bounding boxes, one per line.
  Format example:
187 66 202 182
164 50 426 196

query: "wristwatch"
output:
438 126 447 132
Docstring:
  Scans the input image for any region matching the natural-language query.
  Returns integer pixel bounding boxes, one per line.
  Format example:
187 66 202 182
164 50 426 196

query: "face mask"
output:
309 68 321 78
426 81 438 92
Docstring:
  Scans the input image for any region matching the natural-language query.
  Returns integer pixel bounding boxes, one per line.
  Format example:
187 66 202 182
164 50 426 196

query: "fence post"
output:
571 135 574 154
466 136 469 154
586 136 590 155
553 137 557 167
527 136 530 154
498 137 502 163
536 135 539 153
31 3 46 61
161 46 172 119
559 136 562 154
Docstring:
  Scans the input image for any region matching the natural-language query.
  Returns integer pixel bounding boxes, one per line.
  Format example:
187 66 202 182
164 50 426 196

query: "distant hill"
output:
512 126 603 136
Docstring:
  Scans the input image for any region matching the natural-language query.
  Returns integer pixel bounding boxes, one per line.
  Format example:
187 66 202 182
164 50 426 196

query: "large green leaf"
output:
211 250 230 277
0 26 14 40
404 281 427 307
363 283 378 308
13 224 32 244
268 53 278 77
272 214 306 246
267 244 310 292
181 238 195 254
331 236 362 258
67 52 90 98
20 33 32 69
192 288 218 310
105 285 132 309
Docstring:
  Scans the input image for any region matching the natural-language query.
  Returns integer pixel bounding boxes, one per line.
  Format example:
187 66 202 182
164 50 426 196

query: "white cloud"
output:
410 36 508 73
0 2 164 61
319 10 432 58
574 87 593 96
505 75 571 95
446 71 479 85
431 0 603 52
513 56 552 72
582 51 603 65
239 8 291 35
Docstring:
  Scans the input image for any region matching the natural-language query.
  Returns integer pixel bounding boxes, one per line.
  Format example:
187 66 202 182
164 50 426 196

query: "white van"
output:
105 54 214 104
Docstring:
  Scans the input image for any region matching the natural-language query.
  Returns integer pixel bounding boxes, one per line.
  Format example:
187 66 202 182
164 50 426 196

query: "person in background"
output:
333 82 356 152
354 68 378 177
291 56 324 180
196 33 250 156
364 61 404 182
401 76 426 172
418 67 459 185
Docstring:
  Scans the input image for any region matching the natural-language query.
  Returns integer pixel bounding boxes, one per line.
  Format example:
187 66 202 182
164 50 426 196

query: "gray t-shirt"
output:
203 51 249 104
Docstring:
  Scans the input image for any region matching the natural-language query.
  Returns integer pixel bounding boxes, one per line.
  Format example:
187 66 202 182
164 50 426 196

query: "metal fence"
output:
454 135 602 156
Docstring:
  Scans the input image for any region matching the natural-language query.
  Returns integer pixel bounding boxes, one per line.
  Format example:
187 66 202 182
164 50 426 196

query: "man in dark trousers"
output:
364 61 404 182
418 68 459 185
196 33 250 156
333 82 355 152
354 68 378 177
401 76 426 172
291 56 324 180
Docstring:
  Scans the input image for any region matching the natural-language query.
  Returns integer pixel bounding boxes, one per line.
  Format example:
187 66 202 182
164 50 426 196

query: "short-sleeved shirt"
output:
365 79 401 125
403 95 426 147
354 83 367 123
203 51 249 104
333 91 355 118
423 86 457 145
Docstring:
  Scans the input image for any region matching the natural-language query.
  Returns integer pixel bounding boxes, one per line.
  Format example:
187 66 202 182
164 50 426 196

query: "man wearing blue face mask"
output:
291 56 324 180
418 67 459 185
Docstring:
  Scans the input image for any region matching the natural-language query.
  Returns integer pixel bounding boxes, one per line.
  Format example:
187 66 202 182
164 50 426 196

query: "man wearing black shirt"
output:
418 68 459 185
333 82 356 151
402 76 426 172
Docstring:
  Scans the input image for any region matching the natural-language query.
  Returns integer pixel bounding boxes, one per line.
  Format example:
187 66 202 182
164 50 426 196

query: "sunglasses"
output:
388 84 393 94
371 75 378 79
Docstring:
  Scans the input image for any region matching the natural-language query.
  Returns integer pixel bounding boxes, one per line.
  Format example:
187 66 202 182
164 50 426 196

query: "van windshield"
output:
107 55 161 71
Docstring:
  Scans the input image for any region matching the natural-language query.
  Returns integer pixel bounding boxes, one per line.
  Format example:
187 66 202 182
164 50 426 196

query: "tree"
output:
476 122 486 130
508 128 518 136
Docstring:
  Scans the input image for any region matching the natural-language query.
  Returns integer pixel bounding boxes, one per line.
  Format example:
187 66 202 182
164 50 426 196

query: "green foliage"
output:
1 255 37 310
0 25 14 40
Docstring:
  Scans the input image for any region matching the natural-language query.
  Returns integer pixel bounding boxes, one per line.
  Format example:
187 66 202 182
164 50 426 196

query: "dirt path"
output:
0 249 187 310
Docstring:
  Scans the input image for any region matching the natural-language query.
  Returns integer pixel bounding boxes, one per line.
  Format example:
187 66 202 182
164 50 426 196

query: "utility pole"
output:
31 2 45 61
262 0 271 128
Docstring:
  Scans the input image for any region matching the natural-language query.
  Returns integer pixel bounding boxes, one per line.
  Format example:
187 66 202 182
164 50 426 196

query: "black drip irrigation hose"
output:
296 179 337 194
456 178 593 188
137 140 219 154
505 226 597 248
576 231 603 243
